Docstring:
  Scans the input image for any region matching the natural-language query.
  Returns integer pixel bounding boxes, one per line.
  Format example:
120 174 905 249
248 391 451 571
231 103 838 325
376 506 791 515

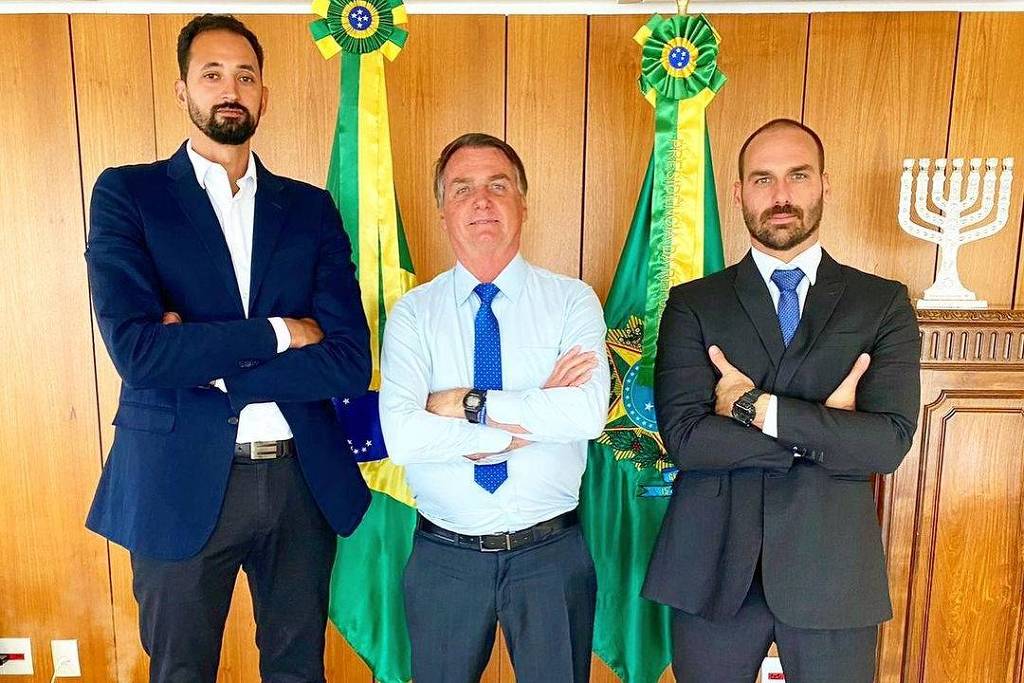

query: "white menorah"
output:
898 156 1014 309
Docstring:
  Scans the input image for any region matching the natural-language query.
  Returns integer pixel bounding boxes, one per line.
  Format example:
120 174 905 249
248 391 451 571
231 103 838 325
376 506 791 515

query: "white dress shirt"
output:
379 254 611 535
186 142 293 444
748 241 822 439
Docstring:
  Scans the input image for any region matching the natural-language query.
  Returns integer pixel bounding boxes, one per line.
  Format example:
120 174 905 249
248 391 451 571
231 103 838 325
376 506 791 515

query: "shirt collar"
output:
186 140 257 196
453 253 528 306
749 241 822 288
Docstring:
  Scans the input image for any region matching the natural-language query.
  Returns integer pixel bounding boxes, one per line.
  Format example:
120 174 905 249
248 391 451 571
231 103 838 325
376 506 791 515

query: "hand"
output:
543 346 599 388
426 388 469 419
708 345 756 418
466 437 529 461
825 353 871 411
162 311 182 325
283 317 324 349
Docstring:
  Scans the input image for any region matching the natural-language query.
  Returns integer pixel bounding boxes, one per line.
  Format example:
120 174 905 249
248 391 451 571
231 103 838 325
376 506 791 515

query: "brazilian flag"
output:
311 2 415 681
579 13 726 682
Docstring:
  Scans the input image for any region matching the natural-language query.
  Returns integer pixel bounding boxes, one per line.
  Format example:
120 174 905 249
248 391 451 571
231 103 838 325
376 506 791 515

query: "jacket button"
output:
227 417 239 425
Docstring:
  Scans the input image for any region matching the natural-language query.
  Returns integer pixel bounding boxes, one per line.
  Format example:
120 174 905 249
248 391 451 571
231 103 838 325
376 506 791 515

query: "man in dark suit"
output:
643 119 921 682
84 15 371 682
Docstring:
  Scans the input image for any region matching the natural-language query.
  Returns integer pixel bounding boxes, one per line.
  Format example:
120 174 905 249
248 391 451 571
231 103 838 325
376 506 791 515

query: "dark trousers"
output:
403 523 597 683
671 570 878 683
131 455 337 683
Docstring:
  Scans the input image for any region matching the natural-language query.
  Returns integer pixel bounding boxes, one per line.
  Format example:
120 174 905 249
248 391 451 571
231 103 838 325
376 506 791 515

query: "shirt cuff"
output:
485 389 525 427
761 394 779 439
477 426 514 455
268 317 291 354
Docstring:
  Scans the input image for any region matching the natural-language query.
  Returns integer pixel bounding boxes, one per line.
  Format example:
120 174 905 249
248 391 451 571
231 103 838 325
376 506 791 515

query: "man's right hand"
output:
825 353 871 411
543 345 599 388
466 437 530 461
283 317 324 349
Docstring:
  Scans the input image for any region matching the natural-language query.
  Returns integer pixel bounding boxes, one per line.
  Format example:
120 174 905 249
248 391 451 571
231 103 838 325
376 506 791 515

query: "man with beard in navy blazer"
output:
85 14 370 682
644 119 921 683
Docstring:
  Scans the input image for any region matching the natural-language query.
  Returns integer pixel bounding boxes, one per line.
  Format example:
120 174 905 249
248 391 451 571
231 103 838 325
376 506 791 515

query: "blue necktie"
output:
472 283 507 493
771 267 805 347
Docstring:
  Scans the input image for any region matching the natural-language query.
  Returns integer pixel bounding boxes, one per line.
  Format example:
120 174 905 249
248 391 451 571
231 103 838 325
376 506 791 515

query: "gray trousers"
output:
403 523 597 683
671 569 878 683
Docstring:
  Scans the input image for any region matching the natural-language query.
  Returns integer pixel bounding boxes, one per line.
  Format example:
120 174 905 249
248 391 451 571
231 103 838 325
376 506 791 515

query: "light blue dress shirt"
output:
379 254 611 535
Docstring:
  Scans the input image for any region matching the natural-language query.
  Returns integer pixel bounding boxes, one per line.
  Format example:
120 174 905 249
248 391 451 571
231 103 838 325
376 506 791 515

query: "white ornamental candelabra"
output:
898 156 1014 309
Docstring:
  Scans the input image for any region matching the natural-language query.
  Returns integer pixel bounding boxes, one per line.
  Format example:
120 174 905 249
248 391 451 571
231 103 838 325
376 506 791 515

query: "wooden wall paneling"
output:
704 13 809 266
71 15 157 683
506 15 588 278
803 13 958 297
0 14 116 682
144 15 369 682
879 311 1024 683
386 15 507 283
946 13 1024 310
903 385 1024 681
582 15 654 303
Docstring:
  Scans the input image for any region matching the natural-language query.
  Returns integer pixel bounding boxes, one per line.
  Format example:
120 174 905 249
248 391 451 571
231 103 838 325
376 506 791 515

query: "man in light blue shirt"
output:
379 133 611 682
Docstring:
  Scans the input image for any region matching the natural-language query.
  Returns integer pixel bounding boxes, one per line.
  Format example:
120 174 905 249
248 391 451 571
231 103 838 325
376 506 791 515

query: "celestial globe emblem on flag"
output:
345 2 377 36
622 363 658 433
662 38 698 79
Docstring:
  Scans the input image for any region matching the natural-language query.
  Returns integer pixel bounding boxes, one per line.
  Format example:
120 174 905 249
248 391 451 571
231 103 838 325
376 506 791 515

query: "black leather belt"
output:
233 438 295 460
417 509 578 552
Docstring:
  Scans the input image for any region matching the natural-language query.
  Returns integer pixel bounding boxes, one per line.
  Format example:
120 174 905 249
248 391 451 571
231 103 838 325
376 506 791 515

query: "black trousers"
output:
131 454 337 683
403 522 597 683
671 569 878 683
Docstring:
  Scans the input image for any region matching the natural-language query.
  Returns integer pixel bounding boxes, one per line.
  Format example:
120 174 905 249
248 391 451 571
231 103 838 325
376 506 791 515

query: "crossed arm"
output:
87 170 370 408
380 288 611 465
655 286 920 475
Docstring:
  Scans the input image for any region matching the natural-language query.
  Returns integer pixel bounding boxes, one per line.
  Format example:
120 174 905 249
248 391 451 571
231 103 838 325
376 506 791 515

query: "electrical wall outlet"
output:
51 640 81 678
760 655 786 682
0 637 33 675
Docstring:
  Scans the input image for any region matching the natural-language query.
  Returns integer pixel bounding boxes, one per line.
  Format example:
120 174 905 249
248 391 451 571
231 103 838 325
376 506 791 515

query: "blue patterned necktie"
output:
472 283 507 493
771 267 805 347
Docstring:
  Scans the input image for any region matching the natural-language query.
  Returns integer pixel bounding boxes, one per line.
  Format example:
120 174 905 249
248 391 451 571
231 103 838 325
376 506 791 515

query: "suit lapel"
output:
774 250 846 391
167 144 245 318
733 252 786 367
248 156 288 316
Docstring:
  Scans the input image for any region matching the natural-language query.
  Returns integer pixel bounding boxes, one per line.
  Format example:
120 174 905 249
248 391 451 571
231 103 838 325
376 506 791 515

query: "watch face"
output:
465 393 482 410
732 401 755 423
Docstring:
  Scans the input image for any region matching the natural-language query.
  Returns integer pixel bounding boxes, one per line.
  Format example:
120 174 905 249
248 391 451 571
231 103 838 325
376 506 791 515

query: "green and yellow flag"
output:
310 2 416 681
579 13 725 682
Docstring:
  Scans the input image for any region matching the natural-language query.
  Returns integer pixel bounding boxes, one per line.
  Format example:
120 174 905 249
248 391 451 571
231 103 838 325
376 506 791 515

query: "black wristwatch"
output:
463 389 488 424
731 388 765 427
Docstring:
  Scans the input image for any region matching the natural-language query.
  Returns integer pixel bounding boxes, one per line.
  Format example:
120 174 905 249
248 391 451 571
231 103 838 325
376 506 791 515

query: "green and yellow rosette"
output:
634 13 725 383
310 0 413 391
310 0 408 60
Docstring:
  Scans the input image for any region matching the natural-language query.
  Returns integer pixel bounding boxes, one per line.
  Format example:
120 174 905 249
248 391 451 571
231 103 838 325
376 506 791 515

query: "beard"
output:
742 196 823 252
187 98 260 146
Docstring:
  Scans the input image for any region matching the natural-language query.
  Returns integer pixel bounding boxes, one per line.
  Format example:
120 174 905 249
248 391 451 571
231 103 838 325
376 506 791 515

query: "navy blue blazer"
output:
85 143 372 561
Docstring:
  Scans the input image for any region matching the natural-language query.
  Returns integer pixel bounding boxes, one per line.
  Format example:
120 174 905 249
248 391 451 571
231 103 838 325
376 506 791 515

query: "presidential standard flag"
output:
310 2 416 681
579 13 726 683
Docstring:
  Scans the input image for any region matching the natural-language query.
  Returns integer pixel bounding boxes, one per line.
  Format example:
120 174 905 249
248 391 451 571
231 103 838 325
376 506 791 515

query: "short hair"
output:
177 14 264 80
433 133 528 206
737 118 825 179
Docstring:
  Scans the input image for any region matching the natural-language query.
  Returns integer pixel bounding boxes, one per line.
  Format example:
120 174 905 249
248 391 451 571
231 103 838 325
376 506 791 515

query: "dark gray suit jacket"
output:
642 249 921 629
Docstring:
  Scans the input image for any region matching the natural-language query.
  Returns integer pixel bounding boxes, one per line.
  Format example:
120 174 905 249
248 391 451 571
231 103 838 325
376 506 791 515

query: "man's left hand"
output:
708 345 755 418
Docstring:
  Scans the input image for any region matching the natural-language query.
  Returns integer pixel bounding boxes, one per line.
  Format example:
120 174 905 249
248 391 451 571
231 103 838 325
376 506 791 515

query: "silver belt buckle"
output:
479 533 512 552
251 441 279 460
